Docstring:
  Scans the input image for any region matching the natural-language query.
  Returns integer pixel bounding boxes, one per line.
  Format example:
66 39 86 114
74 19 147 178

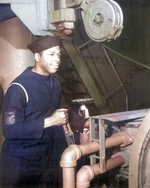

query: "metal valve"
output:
72 98 93 118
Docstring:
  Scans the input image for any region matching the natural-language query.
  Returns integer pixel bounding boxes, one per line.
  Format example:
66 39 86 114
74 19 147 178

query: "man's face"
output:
35 46 61 75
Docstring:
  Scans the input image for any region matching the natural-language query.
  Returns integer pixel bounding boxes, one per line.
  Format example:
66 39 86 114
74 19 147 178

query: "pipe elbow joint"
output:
112 131 133 147
60 144 81 167
76 165 95 188
120 131 134 147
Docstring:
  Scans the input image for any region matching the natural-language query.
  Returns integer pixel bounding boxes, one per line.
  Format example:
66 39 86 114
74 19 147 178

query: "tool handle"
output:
63 122 75 146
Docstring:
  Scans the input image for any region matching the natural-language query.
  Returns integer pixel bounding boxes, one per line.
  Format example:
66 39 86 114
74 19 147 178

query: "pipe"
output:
62 167 76 188
60 144 81 168
60 142 100 168
61 131 133 188
80 129 90 144
60 142 99 188
76 155 125 188
79 142 100 156
76 165 95 188
107 155 125 170
105 131 134 148
60 144 81 188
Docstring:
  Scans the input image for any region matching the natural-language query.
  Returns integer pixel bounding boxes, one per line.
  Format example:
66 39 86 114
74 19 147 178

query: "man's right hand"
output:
44 109 68 128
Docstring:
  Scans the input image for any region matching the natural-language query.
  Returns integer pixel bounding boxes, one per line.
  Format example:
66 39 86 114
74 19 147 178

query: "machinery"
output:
0 0 123 42
60 108 150 188
1 1 150 188
61 97 150 188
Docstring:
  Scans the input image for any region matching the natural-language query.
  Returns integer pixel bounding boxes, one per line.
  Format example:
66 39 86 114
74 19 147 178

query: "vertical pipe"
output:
63 168 75 188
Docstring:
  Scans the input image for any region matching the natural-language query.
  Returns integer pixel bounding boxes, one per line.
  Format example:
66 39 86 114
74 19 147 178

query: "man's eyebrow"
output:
47 50 55 53
47 50 61 53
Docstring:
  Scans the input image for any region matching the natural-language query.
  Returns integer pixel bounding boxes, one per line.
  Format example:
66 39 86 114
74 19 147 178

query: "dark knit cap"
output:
27 35 60 53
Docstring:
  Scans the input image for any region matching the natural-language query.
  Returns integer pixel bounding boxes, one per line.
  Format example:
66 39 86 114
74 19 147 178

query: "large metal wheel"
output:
81 0 123 42
138 129 150 188
129 110 150 188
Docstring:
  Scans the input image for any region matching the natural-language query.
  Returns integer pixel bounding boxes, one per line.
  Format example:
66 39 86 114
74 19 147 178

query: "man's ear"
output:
34 53 40 61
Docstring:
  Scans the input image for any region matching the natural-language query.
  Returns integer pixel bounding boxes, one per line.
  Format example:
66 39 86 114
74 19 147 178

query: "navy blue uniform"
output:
0 67 67 188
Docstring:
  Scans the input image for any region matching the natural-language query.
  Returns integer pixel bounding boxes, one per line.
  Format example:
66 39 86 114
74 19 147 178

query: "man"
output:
0 35 88 188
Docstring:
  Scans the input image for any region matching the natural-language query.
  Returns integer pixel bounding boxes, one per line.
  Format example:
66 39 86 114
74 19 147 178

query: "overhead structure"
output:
61 39 111 115
0 0 123 42
52 0 124 42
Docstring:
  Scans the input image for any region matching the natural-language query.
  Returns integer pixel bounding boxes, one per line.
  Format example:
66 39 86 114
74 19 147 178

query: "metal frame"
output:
90 108 150 176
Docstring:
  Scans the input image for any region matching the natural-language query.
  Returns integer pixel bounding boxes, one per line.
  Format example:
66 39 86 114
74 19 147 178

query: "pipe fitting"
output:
116 131 133 147
76 155 125 188
76 165 95 188
120 127 138 146
60 144 81 167
106 131 134 148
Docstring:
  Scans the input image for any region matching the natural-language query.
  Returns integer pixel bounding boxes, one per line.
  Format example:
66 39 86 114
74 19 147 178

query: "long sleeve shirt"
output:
1 67 67 173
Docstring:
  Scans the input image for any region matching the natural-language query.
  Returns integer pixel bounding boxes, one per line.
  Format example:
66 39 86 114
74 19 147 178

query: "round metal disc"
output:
83 0 123 42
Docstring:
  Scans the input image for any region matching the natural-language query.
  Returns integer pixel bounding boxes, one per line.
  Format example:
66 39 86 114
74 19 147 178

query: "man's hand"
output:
44 109 68 128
